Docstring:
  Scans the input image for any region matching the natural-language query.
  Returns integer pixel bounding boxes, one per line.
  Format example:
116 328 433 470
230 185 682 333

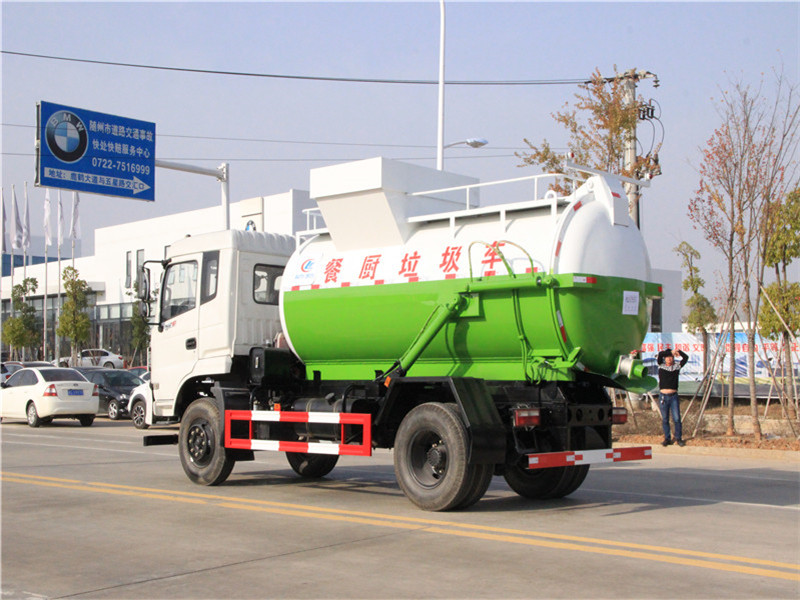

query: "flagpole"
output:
56 190 63 362
43 188 51 361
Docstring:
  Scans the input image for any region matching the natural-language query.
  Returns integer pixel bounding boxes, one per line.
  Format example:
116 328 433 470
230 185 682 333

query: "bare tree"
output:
690 70 800 439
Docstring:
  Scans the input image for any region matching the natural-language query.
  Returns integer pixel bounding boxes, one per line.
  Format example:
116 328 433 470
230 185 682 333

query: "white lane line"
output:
1 439 175 457
581 487 800 511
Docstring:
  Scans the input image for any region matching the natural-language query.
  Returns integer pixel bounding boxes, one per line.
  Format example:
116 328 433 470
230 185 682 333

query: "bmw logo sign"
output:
45 110 88 163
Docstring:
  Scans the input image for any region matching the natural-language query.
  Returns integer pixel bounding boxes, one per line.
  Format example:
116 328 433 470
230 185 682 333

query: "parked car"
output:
1 362 24 384
127 366 150 380
0 367 99 427
127 382 170 429
57 349 126 369
74 367 143 420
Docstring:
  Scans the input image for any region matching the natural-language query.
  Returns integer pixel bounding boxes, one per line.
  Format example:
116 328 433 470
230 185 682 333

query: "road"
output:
1 419 798 599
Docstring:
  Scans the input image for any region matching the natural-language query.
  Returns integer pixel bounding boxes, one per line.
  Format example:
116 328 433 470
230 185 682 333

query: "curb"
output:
617 442 799 462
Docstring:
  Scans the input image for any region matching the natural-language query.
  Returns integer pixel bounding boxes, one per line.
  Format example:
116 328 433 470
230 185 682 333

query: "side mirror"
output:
137 267 151 301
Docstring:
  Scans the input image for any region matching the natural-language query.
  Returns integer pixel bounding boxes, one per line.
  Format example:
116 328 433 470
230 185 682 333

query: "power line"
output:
1 50 588 86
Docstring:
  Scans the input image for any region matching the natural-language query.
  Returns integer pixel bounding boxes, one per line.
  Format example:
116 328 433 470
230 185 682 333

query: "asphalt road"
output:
1 418 798 599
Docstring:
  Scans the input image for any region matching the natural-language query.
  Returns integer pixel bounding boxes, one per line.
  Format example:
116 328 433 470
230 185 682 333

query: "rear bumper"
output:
526 446 651 469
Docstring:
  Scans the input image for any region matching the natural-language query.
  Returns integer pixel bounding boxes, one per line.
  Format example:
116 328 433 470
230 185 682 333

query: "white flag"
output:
57 190 64 248
22 184 31 252
11 185 22 250
1 189 7 254
70 191 81 240
44 189 53 247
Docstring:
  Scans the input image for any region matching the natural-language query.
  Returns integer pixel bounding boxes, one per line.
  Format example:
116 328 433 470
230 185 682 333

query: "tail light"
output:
43 384 58 397
513 407 540 428
92 385 99 397
611 407 628 425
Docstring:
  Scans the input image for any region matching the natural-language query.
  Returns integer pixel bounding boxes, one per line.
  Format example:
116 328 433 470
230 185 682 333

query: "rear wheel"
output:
26 403 41 428
78 415 95 427
286 453 339 478
394 403 476 511
179 399 235 486
130 400 148 429
103 362 114 368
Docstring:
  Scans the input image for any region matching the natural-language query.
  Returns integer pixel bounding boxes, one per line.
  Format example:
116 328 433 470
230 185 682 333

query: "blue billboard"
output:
36 101 155 201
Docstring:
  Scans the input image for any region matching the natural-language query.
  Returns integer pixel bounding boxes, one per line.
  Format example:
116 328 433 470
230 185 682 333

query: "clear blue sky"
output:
2 1 798 292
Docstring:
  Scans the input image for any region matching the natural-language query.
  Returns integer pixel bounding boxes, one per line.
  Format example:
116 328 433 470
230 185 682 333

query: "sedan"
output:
74 367 143 420
0 367 99 427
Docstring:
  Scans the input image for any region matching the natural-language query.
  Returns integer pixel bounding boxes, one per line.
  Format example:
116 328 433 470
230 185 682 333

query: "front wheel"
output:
130 400 148 429
286 453 339 478
107 399 121 420
179 399 235 486
27 403 41 428
394 403 476 511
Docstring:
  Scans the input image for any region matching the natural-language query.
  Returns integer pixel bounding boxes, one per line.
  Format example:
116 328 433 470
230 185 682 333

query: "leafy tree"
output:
56 266 91 364
689 71 800 439
759 187 800 416
517 67 661 207
675 242 717 374
1 278 40 359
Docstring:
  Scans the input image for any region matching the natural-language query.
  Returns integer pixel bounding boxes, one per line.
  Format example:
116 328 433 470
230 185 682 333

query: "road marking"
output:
581 487 800 512
2 471 798 581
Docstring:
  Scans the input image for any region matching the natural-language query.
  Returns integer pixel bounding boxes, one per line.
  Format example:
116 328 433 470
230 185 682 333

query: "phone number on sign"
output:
91 157 151 175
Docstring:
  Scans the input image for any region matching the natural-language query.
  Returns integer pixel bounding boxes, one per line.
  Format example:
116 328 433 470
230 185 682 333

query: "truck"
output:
139 158 659 511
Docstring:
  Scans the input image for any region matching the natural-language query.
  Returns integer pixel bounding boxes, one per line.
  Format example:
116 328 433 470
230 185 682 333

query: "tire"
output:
103 362 114 368
79 415 95 427
59 361 68 367
455 462 494 510
179 399 235 486
130 400 148 430
286 453 339 478
107 399 121 420
26 403 41 428
394 403 474 511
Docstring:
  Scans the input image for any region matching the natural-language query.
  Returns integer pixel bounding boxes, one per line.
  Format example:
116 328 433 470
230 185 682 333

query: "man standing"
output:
657 347 689 447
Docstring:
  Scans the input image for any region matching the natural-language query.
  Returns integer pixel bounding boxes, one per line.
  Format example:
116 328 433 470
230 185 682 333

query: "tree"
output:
517 67 662 200
1 278 40 360
675 242 718 375
759 186 800 417
56 266 91 364
689 71 800 439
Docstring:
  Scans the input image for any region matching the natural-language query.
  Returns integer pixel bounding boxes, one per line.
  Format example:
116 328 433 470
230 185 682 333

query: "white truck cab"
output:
136 230 295 427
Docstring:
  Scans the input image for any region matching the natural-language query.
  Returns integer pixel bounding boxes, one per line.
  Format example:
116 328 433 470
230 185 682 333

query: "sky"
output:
2 1 799 300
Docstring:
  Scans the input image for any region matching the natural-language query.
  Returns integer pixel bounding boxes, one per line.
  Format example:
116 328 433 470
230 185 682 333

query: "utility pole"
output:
616 68 659 229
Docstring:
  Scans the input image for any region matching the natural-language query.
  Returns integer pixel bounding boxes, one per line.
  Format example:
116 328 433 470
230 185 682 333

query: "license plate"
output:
68 389 84 396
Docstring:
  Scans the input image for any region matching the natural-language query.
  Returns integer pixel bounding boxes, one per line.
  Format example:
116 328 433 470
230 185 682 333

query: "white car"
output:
0 367 100 427
58 349 126 369
128 382 178 429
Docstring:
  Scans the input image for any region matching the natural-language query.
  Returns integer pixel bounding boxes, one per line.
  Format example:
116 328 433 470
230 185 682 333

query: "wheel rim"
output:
186 419 215 467
407 430 448 489
27 404 37 423
108 402 117 419
132 404 144 426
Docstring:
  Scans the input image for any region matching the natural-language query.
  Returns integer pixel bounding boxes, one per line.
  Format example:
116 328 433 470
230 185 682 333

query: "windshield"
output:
40 368 85 382
106 371 143 386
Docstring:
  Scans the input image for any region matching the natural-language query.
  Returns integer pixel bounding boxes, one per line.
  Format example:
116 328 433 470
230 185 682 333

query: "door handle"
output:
185 338 197 350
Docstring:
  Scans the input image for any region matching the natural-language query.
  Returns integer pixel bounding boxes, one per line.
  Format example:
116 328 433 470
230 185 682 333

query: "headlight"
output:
120 394 128 400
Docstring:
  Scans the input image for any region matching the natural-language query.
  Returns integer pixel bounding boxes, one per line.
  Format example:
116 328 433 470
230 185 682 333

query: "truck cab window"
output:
253 264 282 305
161 261 198 321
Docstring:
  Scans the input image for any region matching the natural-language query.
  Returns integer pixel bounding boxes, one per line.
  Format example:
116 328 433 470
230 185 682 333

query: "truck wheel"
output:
454 463 494 509
394 403 475 511
107 399 121 420
79 415 95 427
130 400 148 430
26 403 41 428
179 399 235 486
286 453 339 478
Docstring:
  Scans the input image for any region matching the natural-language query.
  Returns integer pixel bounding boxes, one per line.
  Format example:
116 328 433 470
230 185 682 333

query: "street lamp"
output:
443 138 488 150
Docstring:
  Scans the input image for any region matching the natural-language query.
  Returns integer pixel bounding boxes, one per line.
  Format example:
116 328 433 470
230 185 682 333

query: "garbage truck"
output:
139 158 659 511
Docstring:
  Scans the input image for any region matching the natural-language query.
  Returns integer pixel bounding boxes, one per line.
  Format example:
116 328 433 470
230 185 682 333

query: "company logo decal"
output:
45 110 88 163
